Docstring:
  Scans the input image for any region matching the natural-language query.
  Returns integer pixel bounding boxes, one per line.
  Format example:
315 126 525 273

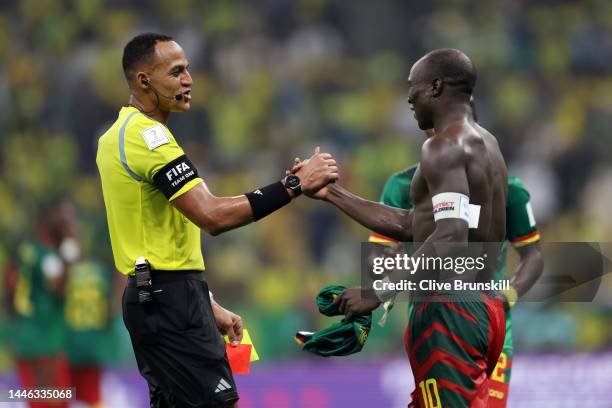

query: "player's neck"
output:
432 101 471 135
127 94 170 124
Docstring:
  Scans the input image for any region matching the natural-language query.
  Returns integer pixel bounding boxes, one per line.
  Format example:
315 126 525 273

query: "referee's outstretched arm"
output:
172 148 338 236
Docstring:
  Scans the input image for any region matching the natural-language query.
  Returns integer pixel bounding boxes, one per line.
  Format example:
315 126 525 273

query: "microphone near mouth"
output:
143 77 184 101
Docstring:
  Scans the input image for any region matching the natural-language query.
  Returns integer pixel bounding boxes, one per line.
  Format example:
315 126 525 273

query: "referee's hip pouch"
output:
122 270 239 408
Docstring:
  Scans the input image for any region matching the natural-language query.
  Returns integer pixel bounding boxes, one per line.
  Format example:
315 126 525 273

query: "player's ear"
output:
431 78 443 97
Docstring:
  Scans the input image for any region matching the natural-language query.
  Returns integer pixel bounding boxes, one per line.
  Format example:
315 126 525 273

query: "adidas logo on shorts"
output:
215 378 232 393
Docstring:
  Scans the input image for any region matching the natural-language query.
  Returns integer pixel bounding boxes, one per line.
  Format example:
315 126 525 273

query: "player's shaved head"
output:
407 49 477 130
412 48 477 95
122 33 173 83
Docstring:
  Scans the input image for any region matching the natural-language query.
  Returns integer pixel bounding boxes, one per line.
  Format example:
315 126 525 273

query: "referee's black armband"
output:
245 181 291 221
153 155 200 199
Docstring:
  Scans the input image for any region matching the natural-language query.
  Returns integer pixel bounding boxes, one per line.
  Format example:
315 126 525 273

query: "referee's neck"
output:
127 95 171 125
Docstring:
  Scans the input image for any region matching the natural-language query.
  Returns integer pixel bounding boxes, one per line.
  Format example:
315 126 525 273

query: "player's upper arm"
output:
420 136 469 240
420 137 469 197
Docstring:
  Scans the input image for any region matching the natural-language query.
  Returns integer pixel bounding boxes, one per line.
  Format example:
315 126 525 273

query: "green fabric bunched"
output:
295 285 372 357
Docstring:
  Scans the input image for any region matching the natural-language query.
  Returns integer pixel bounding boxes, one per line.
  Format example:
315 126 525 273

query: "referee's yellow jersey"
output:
97 106 205 275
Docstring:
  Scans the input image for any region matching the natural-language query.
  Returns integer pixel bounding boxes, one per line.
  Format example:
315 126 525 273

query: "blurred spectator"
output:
4 201 78 407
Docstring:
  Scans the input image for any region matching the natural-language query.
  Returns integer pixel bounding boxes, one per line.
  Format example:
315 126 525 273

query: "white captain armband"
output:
59 238 81 263
432 192 471 225
41 254 63 279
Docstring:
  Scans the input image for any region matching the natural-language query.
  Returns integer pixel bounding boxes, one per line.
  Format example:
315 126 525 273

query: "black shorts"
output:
123 270 239 408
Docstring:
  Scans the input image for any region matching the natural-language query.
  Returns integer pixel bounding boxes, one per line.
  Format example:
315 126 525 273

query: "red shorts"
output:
16 355 71 408
405 293 506 408
70 365 102 404
487 351 512 408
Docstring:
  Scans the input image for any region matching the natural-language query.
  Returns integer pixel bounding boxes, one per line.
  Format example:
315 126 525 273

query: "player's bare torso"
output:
411 119 508 279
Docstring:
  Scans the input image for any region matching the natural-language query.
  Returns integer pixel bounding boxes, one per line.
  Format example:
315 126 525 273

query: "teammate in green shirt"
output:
64 259 119 408
368 167 542 407
5 202 80 408
97 33 338 408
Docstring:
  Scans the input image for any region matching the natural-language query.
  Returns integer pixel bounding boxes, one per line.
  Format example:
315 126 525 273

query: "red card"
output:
226 344 252 375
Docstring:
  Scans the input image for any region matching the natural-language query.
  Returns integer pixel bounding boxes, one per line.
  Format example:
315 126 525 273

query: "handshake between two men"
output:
284 146 338 198
285 148 384 320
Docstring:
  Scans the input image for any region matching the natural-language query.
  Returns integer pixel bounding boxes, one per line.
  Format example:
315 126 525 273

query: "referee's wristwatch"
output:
283 174 302 197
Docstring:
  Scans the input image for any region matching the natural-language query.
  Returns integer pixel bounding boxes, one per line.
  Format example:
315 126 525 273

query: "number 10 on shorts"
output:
419 378 441 408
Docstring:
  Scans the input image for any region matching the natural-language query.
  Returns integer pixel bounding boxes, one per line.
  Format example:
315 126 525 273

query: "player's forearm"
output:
405 222 468 272
381 221 468 291
326 183 413 241
511 243 544 297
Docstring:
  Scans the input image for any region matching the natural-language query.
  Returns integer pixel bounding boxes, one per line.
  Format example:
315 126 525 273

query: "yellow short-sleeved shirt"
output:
96 106 205 275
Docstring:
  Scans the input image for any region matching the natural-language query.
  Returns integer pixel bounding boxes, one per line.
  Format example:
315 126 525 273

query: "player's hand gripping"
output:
333 287 381 321
211 300 244 347
287 147 337 199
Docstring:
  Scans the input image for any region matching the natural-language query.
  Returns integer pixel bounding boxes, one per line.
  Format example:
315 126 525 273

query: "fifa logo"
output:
166 162 191 181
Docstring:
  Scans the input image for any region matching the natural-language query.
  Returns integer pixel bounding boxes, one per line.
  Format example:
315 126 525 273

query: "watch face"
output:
286 175 301 189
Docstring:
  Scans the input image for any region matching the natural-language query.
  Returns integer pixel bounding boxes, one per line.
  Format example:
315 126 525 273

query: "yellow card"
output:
224 329 259 362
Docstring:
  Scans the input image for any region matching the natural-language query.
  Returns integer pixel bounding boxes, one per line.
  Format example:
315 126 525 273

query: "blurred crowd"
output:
1 0 612 375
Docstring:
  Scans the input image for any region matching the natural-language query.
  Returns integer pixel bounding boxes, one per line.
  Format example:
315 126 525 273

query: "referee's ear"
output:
136 72 149 91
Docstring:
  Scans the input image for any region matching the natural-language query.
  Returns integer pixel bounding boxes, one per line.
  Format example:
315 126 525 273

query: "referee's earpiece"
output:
141 77 183 101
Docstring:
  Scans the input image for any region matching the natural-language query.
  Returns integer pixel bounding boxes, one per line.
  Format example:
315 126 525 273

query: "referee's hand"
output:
211 300 244 346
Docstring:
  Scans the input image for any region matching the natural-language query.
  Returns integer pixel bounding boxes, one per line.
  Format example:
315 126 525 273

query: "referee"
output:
96 33 338 408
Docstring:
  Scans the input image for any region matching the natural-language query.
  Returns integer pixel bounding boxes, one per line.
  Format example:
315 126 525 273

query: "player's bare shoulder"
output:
420 129 465 180
467 121 508 242
470 122 508 186
438 120 486 160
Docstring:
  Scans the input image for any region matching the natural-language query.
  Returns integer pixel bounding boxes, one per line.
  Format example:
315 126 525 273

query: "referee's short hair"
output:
122 33 173 82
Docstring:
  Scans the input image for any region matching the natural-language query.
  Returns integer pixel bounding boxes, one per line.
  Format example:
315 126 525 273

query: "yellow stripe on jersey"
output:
368 232 397 244
511 230 540 247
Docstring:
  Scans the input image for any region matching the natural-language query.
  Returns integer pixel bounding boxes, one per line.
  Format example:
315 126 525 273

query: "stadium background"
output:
1 0 612 406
